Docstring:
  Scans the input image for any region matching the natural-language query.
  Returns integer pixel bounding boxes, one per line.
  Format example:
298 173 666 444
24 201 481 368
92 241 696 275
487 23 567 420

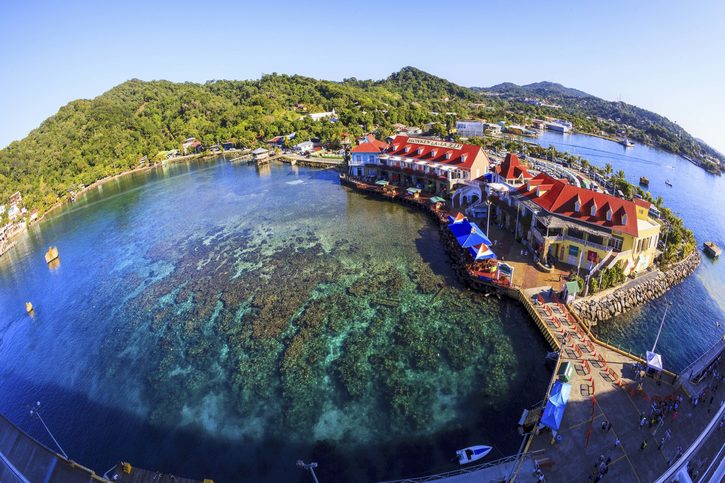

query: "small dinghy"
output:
456 445 492 465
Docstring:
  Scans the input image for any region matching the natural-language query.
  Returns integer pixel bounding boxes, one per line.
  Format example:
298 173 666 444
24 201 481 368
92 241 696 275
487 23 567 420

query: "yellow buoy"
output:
25 302 34 314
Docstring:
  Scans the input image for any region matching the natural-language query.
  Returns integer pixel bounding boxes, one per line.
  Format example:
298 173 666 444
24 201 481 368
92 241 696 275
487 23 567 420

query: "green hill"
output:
1 68 721 217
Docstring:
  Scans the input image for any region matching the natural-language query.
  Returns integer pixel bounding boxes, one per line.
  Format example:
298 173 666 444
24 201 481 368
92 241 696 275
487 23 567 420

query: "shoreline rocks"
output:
572 251 701 323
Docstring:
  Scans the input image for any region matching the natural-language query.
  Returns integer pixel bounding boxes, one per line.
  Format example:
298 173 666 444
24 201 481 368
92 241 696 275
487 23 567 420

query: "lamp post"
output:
297 460 320 483
485 198 493 238
30 401 69 460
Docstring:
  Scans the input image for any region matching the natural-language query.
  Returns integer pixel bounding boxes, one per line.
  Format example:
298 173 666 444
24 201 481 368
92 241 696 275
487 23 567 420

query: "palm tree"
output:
604 163 613 176
616 169 626 180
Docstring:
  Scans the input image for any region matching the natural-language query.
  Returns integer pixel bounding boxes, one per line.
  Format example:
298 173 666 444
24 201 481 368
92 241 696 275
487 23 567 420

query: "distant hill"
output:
474 81 592 98
0 67 721 218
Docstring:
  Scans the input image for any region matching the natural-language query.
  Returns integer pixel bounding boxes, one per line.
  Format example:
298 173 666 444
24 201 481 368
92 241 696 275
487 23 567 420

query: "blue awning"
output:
541 381 571 432
448 219 473 239
456 222 492 247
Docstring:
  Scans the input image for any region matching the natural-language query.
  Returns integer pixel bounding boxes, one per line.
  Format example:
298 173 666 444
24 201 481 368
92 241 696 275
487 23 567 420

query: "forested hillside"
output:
1 67 721 217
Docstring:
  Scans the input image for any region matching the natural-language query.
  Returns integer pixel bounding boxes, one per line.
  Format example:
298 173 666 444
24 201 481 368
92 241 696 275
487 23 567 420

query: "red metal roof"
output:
496 153 533 181
517 173 641 236
352 142 386 153
387 135 483 170
351 135 389 153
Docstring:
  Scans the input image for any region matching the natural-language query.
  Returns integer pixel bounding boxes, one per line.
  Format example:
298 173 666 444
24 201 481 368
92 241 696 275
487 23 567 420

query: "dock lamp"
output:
297 460 320 483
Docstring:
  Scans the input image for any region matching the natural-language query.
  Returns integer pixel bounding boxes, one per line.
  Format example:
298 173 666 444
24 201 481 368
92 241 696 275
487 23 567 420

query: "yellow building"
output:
513 173 660 275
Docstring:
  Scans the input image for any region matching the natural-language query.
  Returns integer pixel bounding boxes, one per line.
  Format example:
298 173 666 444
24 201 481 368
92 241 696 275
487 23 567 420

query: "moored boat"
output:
456 445 492 465
44 246 59 264
665 180 673 187
703 241 721 258
639 176 649 186
25 301 34 314
620 138 635 147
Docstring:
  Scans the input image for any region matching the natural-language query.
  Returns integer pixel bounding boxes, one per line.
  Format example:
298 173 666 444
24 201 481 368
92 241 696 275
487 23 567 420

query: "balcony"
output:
563 235 610 252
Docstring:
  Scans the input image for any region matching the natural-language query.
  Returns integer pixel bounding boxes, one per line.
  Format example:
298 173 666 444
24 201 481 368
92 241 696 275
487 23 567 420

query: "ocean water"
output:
0 160 549 482
528 132 725 371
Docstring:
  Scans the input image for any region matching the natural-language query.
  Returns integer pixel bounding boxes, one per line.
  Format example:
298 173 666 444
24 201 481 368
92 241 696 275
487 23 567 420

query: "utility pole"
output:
297 460 320 483
30 401 68 460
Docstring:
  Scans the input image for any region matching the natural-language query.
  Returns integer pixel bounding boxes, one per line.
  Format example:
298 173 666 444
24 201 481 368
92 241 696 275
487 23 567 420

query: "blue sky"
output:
1 0 724 152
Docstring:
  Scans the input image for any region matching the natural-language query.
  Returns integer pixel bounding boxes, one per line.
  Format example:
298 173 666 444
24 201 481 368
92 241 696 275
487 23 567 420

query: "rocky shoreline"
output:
571 251 701 323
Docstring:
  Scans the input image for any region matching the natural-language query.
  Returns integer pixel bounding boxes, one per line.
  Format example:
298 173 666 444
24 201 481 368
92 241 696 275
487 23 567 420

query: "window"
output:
606 209 612 221
445 152 451 159
574 199 581 212
461 154 467 163
568 245 579 257
431 149 437 157
608 236 623 251
622 214 628 225
417 147 423 155
590 203 597 216
404 146 411 153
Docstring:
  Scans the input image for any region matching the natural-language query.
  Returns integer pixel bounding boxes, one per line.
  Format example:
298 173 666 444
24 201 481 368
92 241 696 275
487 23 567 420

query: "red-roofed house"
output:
494 153 534 187
349 135 489 194
511 173 661 274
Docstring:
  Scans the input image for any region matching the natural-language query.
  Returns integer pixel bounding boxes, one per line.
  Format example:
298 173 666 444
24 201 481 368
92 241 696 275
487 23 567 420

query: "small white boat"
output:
456 445 492 465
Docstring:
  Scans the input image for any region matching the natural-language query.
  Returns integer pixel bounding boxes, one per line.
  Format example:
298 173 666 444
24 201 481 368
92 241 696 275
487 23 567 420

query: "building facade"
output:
512 173 660 275
348 135 490 195
455 120 484 138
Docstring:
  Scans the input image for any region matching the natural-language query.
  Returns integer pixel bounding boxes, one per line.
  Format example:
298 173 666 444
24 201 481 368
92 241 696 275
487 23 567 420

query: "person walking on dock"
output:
639 416 647 429
614 437 621 448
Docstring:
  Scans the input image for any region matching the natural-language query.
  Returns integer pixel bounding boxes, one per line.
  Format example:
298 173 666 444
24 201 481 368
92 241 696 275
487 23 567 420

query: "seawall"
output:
571 250 701 323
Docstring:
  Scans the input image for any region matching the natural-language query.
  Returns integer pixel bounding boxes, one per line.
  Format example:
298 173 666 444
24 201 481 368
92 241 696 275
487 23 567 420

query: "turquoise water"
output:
528 132 725 371
0 160 549 482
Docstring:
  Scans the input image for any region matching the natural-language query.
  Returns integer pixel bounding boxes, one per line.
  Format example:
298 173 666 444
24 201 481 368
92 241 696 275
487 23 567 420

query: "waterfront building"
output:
349 135 490 194
493 153 534 187
252 147 270 161
512 173 661 274
293 140 314 153
455 120 484 137
544 119 573 133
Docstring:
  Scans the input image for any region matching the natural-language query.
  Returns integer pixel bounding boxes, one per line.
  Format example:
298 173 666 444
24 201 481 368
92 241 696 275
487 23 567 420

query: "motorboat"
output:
456 445 492 465
44 246 59 264
639 176 649 187
665 180 673 187
703 241 721 258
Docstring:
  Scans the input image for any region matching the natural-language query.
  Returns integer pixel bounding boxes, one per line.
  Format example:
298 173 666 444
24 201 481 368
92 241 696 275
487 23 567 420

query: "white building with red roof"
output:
510 172 661 274
493 153 534 187
349 135 489 195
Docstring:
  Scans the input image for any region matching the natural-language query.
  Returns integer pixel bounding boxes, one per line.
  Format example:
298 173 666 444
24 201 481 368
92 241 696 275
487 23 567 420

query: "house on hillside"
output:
455 120 484 138
307 109 338 122
293 140 314 153
182 138 203 154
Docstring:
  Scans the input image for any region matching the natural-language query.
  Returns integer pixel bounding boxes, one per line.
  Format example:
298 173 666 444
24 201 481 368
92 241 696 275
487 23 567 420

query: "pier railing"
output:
377 454 523 483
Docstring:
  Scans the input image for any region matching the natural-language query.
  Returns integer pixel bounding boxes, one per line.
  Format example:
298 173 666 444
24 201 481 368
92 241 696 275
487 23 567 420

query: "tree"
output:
604 163 613 175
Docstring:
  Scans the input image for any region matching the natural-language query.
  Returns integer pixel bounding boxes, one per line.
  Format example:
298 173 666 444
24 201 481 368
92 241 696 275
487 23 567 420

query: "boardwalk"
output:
522 291 724 483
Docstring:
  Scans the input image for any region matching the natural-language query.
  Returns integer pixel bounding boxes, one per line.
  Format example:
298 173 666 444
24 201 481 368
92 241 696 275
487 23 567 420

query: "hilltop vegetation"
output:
1 67 721 216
